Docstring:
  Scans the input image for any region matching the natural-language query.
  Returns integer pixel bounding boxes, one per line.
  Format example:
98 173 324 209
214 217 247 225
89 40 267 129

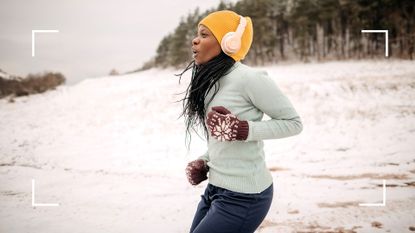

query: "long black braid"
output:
176 51 235 147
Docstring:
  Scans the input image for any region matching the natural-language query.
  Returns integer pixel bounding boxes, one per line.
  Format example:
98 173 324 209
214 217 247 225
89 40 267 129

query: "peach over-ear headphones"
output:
220 16 247 55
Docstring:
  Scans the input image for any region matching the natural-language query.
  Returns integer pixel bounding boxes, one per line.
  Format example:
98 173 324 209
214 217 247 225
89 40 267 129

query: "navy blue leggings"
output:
190 183 273 233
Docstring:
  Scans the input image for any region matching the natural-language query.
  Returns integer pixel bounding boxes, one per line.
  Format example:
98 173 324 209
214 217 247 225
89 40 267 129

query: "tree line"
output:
140 0 414 70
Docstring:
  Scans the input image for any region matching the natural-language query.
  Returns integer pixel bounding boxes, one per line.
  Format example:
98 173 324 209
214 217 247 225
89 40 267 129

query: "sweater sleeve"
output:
244 70 303 141
197 150 210 162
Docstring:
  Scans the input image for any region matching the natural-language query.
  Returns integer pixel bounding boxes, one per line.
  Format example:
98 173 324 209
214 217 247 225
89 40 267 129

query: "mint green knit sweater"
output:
198 62 303 194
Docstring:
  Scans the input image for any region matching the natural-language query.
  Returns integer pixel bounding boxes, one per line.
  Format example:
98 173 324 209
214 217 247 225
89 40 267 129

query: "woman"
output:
180 10 303 233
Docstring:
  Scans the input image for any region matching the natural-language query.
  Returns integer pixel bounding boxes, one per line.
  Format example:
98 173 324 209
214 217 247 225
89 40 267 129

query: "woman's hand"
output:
185 159 209 185
206 106 249 141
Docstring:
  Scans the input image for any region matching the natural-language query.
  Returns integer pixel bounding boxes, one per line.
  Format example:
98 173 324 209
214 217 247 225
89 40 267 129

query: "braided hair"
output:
177 51 235 146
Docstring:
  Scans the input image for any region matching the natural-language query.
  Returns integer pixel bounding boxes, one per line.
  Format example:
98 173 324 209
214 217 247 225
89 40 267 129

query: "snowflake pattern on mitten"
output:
206 106 249 142
209 113 239 141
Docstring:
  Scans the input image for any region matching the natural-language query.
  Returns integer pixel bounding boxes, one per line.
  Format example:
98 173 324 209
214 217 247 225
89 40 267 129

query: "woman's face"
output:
192 24 222 65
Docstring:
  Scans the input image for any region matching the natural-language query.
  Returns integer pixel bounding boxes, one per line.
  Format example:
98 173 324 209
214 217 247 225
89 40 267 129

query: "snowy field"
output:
1 60 414 233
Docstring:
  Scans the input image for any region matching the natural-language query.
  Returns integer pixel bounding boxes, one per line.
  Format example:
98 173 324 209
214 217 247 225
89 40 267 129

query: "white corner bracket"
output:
31 30 59 57
32 179 60 207
359 179 386 207
361 30 389 57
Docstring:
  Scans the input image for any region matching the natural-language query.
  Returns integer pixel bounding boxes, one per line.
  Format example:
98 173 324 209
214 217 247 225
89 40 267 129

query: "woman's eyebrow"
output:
199 28 208 34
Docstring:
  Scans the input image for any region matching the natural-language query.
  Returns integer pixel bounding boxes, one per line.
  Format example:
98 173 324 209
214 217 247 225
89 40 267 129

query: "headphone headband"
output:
234 16 247 37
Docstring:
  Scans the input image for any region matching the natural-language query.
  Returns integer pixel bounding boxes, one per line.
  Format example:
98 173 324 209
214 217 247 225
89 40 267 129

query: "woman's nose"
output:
192 37 199 46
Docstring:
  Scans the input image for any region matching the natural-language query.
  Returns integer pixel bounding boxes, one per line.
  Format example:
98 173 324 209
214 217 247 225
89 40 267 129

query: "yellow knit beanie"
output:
198 10 253 62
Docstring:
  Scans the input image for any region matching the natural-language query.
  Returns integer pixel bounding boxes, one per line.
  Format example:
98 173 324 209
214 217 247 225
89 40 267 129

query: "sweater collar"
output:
221 61 241 77
227 61 241 74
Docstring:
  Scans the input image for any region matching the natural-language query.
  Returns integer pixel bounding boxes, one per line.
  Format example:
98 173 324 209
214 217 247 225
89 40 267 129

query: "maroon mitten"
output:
206 106 249 141
185 159 209 185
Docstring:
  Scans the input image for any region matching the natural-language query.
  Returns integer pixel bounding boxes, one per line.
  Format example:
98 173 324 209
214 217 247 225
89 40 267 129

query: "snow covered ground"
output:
1 60 414 233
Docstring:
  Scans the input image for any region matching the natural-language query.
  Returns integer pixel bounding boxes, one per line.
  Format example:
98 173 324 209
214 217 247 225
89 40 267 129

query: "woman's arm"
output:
197 150 210 162
244 70 303 141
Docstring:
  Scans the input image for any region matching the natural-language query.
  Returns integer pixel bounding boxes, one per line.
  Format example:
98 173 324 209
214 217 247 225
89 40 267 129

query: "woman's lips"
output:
192 47 198 59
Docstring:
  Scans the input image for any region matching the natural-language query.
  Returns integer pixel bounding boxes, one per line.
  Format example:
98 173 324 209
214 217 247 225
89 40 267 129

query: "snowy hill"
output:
0 69 21 80
0 60 414 233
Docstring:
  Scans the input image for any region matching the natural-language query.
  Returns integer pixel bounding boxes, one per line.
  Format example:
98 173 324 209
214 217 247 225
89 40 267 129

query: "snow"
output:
1 60 414 233
0 69 18 80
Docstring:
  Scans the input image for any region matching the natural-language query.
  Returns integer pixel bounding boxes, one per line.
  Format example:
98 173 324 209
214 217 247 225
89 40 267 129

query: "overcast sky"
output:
0 0 234 84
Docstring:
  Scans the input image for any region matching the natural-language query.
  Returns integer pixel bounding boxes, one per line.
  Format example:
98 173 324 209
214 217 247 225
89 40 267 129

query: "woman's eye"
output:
201 33 207 37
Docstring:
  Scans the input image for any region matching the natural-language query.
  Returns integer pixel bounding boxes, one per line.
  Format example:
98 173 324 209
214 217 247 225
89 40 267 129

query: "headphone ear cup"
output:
221 32 241 55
